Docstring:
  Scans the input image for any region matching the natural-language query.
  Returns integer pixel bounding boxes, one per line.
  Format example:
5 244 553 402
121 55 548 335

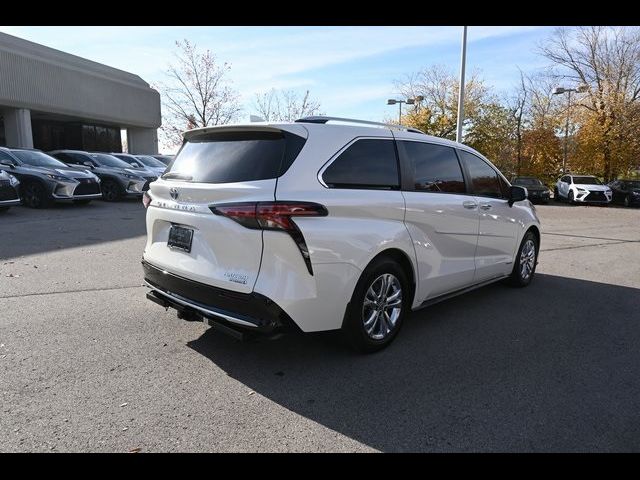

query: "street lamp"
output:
387 97 421 125
553 84 589 174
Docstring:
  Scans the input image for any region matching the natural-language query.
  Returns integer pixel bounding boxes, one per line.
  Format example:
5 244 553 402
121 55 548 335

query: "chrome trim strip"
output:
52 193 102 199
145 281 258 328
0 198 20 205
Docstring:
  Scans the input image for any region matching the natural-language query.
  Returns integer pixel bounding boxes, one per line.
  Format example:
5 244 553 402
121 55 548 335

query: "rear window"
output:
167 131 306 183
322 139 399 189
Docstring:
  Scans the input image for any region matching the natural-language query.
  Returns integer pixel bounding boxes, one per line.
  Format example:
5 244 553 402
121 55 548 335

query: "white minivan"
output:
142 117 540 352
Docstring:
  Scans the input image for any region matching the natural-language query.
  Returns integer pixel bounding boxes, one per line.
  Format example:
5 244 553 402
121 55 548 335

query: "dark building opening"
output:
31 119 122 153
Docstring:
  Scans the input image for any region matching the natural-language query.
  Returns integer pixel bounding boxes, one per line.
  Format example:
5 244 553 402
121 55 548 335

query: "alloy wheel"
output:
362 273 403 340
520 239 536 280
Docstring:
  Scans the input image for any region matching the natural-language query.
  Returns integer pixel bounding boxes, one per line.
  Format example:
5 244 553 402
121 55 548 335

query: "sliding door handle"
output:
462 201 478 210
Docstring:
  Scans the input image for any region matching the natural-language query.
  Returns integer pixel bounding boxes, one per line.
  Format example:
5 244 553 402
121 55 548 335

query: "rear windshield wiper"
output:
161 172 193 181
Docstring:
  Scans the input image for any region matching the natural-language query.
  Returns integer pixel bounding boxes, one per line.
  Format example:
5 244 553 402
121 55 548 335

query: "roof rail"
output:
295 116 425 134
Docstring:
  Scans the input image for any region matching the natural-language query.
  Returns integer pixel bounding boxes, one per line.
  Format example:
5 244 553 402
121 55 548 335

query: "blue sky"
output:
0 26 556 123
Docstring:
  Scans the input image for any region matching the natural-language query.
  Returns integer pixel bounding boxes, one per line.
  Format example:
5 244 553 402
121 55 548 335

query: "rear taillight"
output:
210 202 328 275
142 191 152 208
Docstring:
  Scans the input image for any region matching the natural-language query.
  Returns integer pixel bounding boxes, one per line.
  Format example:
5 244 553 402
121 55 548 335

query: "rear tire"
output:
101 180 122 202
506 231 538 287
343 256 410 353
554 187 560 202
21 181 52 209
624 195 630 207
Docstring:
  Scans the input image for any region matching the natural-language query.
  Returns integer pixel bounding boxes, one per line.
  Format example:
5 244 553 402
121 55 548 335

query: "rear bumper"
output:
142 260 300 335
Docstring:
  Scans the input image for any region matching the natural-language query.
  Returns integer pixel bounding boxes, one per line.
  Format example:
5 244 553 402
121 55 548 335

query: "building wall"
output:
0 32 161 145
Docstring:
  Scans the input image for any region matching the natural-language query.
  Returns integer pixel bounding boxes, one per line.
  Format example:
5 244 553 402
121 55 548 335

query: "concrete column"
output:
3 108 33 148
127 127 158 154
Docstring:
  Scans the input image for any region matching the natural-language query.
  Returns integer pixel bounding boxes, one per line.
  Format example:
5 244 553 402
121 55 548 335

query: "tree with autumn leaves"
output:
397 26 640 184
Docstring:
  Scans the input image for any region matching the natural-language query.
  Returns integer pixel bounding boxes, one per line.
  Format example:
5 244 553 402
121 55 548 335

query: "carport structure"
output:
0 31 160 154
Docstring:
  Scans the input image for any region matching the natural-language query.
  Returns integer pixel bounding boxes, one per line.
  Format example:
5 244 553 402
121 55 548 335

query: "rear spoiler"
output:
182 123 308 141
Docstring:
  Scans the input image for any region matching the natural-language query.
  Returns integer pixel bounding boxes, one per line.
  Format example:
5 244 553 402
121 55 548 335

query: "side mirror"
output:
509 185 527 207
0 160 15 168
83 161 94 169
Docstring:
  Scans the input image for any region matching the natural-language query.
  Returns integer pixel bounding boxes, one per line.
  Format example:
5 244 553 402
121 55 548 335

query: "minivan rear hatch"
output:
143 125 308 294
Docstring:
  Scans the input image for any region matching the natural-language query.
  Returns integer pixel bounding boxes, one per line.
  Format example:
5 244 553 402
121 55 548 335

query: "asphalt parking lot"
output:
1 200 639 452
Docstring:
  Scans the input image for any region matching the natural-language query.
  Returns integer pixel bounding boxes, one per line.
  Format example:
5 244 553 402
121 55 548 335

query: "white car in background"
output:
142 116 541 352
554 174 612 204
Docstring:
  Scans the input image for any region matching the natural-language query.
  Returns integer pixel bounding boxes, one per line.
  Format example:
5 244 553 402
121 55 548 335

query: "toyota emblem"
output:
170 187 179 200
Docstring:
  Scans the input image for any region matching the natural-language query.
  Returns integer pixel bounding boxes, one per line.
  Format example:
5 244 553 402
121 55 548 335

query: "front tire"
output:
507 231 538 287
343 256 410 353
568 190 575 205
624 195 630 207
21 181 52 209
554 187 560 202
101 180 122 202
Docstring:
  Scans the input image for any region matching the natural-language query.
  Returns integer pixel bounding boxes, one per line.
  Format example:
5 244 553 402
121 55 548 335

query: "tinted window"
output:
135 155 166 168
459 151 503 198
55 152 85 165
323 139 399 189
573 176 602 185
401 141 465 193
0 150 17 164
89 153 131 169
513 177 542 186
167 131 305 183
561 176 570 183
11 150 67 168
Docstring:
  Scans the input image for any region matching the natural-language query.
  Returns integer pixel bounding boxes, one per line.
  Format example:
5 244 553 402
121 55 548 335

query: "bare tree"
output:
540 26 640 179
508 69 528 175
253 88 322 122
395 64 489 138
157 40 242 147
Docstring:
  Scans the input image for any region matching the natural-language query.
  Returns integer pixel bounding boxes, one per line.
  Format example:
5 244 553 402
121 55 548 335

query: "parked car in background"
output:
0 168 21 212
608 179 640 207
511 176 550 204
100 152 159 189
49 150 149 201
151 154 174 166
554 174 612 205
0 147 101 208
142 116 540 352
131 154 167 177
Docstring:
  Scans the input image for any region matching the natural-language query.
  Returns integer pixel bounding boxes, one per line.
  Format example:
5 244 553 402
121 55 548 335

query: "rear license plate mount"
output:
168 225 193 253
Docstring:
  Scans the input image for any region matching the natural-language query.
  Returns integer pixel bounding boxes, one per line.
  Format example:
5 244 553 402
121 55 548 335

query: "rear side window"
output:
168 131 306 183
322 139 399 189
401 141 465 193
459 150 504 199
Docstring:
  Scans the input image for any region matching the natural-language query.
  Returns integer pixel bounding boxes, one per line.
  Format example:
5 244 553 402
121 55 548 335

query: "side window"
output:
69 153 91 165
53 152 73 163
322 139 399 189
459 151 503 199
401 141 465 194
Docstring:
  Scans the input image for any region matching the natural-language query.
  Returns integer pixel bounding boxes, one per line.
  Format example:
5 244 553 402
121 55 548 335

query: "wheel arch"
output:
340 247 417 330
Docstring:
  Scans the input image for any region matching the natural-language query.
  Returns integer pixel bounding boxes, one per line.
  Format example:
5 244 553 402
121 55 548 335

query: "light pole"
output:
387 98 415 125
456 26 468 143
552 84 588 174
